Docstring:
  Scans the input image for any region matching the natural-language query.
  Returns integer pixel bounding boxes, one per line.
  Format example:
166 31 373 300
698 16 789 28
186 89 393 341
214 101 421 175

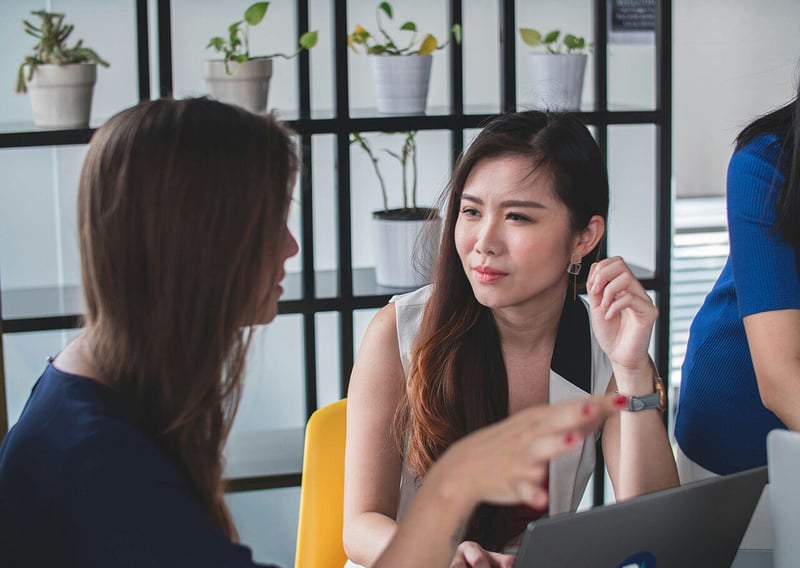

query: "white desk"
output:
732 549 772 568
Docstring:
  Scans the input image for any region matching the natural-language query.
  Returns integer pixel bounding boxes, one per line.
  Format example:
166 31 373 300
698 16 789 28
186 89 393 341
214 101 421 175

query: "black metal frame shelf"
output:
0 0 672 505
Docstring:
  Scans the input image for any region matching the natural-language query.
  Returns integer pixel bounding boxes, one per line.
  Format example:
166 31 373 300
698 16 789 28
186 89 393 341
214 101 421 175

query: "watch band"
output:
627 392 661 412
623 374 666 413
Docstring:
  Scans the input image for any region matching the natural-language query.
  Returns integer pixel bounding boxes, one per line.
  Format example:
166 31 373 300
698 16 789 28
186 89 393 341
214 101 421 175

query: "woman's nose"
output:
474 219 499 256
284 229 300 260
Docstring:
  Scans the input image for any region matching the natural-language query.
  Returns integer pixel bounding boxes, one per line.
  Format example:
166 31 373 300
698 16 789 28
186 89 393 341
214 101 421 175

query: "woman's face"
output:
256 222 299 325
454 155 581 312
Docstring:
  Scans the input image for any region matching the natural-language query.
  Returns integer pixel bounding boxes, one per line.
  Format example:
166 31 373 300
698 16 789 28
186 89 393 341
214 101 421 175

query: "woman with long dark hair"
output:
344 111 678 567
0 98 624 567
676 81 800 500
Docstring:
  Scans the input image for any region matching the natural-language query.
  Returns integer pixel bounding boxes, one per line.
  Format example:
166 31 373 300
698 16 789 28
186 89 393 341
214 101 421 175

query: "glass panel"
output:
606 124 657 275
0 146 84 291
309 0 334 119
350 130 450 292
312 134 339 298
0 0 139 129
315 311 342 406
347 0 452 116
515 0 594 111
225 487 300 567
607 23 656 111
171 0 302 114
232 314 305 433
462 1 500 114
3 329 81 428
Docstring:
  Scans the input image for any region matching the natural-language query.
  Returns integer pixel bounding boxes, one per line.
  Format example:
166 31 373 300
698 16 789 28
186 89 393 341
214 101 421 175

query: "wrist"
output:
616 373 666 413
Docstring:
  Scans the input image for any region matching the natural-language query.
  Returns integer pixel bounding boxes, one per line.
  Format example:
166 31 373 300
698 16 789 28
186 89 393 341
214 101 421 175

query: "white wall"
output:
673 0 800 198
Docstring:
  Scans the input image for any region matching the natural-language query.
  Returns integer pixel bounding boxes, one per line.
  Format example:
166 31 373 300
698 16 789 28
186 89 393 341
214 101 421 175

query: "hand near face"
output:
586 256 657 376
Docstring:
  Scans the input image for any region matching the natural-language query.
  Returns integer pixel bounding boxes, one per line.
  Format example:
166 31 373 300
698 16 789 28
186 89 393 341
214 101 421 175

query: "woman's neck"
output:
491 288 566 357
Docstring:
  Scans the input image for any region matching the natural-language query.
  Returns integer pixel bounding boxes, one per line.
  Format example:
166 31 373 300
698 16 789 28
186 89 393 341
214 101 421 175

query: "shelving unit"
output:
0 0 672 504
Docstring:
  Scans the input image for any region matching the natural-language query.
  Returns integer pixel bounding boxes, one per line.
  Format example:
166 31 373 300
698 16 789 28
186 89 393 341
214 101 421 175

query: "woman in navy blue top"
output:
676 79 800 475
0 98 624 567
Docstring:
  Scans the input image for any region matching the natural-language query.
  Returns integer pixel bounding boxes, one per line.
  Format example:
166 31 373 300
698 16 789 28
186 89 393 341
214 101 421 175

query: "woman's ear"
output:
574 215 605 256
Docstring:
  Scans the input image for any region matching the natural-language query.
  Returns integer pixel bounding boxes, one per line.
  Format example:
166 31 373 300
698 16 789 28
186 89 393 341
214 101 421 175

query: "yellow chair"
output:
295 398 348 568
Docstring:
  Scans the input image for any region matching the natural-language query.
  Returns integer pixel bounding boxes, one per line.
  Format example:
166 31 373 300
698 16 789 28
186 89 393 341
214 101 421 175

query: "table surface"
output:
733 549 773 568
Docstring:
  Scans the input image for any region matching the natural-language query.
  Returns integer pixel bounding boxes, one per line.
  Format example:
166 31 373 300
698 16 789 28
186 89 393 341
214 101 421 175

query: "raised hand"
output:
586 256 657 387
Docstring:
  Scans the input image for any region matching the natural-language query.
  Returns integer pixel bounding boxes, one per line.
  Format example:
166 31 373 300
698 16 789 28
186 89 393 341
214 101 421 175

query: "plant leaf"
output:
370 45 387 54
452 23 462 44
244 2 269 26
207 36 225 51
519 27 542 47
544 29 560 44
378 2 392 19
399 21 416 32
299 30 318 49
417 34 437 55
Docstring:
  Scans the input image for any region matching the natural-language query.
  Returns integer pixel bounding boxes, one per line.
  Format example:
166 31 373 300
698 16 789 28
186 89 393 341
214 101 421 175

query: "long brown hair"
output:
395 111 609 550
78 98 297 538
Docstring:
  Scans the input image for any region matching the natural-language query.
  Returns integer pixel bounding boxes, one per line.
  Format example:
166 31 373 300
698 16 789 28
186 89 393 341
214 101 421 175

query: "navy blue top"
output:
0 363 278 567
675 133 800 474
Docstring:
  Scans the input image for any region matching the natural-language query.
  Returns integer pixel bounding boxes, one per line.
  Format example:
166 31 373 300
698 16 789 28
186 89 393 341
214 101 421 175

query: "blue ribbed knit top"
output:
675 133 800 475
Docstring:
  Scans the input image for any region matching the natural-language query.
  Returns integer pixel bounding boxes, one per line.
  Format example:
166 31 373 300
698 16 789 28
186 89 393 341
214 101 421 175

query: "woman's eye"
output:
460 206 480 216
507 212 531 222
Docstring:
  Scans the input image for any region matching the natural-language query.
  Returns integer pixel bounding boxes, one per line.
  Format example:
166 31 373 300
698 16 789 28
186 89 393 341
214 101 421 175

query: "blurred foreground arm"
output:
373 396 624 568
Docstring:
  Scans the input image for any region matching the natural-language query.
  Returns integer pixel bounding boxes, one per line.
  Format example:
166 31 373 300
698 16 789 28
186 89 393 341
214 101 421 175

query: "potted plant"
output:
351 131 441 288
205 2 318 114
15 10 109 129
519 28 591 111
348 2 461 116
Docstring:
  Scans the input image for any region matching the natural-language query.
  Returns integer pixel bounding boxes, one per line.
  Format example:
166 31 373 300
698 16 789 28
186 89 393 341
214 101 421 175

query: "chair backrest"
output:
294 398 348 568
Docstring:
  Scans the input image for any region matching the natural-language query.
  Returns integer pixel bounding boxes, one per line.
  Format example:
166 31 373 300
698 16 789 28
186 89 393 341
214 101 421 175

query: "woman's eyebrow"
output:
461 193 546 209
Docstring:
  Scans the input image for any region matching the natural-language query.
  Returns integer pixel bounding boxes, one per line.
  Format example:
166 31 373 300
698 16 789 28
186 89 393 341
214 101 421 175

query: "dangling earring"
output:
567 254 582 301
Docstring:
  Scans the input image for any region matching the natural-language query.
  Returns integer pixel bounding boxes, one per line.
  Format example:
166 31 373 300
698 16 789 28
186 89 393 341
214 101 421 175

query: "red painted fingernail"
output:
564 432 576 445
582 402 594 415
614 394 628 406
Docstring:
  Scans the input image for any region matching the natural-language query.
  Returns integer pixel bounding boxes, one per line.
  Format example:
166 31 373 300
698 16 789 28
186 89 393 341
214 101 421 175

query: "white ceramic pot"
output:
372 209 441 289
203 58 273 114
369 54 433 116
527 53 588 111
24 63 97 128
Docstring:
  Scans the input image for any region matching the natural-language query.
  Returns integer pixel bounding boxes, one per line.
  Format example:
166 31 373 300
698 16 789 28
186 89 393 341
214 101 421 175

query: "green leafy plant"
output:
206 2 318 74
351 131 420 214
518 28 591 54
16 10 110 94
348 2 461 56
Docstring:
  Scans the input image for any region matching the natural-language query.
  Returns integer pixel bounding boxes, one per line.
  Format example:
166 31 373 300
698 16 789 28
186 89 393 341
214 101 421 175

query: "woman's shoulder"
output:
732 132 784 166
390 284 433 309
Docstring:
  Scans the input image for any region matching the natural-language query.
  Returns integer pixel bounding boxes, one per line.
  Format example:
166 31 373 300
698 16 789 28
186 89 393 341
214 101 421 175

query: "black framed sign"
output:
607 0 656 44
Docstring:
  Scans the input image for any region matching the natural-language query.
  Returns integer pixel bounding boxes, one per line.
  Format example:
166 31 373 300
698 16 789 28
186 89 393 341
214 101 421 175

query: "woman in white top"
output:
343 111 679 567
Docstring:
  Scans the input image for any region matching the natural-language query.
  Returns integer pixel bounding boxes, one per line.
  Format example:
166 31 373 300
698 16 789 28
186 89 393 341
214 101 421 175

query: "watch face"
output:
654 376 666 411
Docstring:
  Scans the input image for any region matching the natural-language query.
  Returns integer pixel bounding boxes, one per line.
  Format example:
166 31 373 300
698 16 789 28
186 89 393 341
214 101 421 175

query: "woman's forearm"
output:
343 512 398 566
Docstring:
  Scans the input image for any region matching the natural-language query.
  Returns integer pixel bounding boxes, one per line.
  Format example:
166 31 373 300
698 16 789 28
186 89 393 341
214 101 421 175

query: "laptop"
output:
767 429 800 568
515 466 768 568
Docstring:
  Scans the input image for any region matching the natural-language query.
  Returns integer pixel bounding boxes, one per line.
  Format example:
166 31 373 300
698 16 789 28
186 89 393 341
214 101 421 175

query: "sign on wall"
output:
607 0 656 44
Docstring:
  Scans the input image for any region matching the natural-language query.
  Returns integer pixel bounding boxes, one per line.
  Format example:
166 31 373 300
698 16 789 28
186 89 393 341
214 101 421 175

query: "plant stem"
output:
352 133 389 213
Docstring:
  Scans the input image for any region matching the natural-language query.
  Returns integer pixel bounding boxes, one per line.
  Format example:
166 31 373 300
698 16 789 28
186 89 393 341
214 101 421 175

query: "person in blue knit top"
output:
0 98 625 567
675 79 800 536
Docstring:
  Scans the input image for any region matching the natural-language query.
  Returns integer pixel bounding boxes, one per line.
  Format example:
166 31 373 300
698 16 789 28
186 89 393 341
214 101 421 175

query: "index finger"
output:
516 394 625 435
